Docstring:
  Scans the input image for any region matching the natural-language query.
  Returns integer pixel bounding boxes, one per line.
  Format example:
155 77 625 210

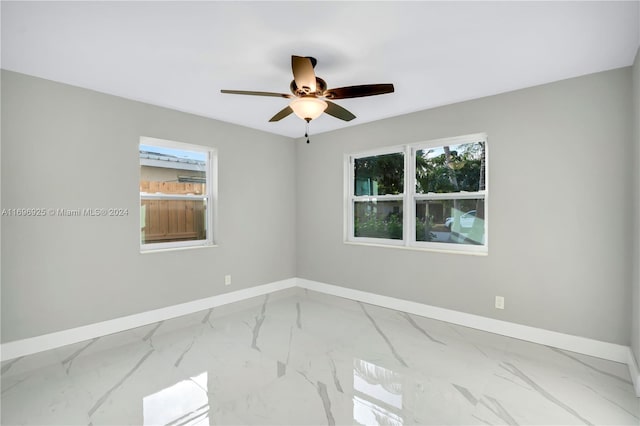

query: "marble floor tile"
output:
2 288 638 425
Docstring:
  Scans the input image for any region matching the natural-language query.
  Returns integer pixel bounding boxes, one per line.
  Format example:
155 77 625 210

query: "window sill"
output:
344 241 488 256
140 243 218 254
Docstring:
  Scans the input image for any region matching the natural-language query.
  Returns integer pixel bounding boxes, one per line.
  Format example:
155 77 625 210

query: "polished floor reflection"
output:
2 288 638 425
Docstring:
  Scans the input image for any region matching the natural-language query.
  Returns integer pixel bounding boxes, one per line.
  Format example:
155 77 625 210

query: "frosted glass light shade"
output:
289 97 328 121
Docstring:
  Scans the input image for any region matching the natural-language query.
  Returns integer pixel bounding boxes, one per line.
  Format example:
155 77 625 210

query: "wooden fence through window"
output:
140 181 206 243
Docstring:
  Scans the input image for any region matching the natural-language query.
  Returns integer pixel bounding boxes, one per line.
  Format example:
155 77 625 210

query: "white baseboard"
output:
627 347 640 397
296 278 630 365
0 278 297 361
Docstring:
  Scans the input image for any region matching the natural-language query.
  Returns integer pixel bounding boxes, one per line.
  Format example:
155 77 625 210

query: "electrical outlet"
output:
224 275 232 286
495 296 505 310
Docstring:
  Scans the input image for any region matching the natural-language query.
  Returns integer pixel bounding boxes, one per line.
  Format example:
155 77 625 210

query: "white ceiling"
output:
2 1 639 138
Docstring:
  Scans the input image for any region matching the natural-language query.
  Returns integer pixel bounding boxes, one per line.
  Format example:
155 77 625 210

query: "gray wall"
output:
1 70 296 342
296 67 633 345
633 48 640 361
2 66 635 348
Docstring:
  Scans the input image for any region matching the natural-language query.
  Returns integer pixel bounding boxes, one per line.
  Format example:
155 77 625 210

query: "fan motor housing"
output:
290 77 327 97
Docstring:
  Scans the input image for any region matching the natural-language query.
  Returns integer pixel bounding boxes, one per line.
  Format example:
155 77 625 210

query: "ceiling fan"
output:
221 55 394 129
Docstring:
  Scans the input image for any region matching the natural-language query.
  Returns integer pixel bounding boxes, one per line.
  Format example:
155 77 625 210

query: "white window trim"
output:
345 133 488 255
140 136 217 252
345 146 408 246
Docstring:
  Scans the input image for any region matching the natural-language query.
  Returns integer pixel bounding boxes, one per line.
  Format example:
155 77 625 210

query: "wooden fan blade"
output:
269 106 294 122
324 101 356 122
324 84 394 99
291 56 316 93
221 90 292 98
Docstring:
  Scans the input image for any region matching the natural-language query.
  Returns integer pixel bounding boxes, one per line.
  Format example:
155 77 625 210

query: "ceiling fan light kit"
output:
289 96 328 122
221 55 394 140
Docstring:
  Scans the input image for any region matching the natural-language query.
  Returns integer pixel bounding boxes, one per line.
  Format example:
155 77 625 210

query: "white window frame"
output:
139 136 217 252
345 133 488 255
345 146 408 247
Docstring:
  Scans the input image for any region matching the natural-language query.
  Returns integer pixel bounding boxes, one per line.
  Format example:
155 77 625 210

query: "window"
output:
346 133 487 254
139 137 216 251
351 150 406 243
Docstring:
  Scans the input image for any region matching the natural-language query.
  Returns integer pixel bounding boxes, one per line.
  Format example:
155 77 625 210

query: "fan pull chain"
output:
305 120 310 144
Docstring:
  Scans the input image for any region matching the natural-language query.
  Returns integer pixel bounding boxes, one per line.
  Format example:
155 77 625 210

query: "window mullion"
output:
414 192 486 201
352 194 404 201
141 194 207 201
404 145 414 246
